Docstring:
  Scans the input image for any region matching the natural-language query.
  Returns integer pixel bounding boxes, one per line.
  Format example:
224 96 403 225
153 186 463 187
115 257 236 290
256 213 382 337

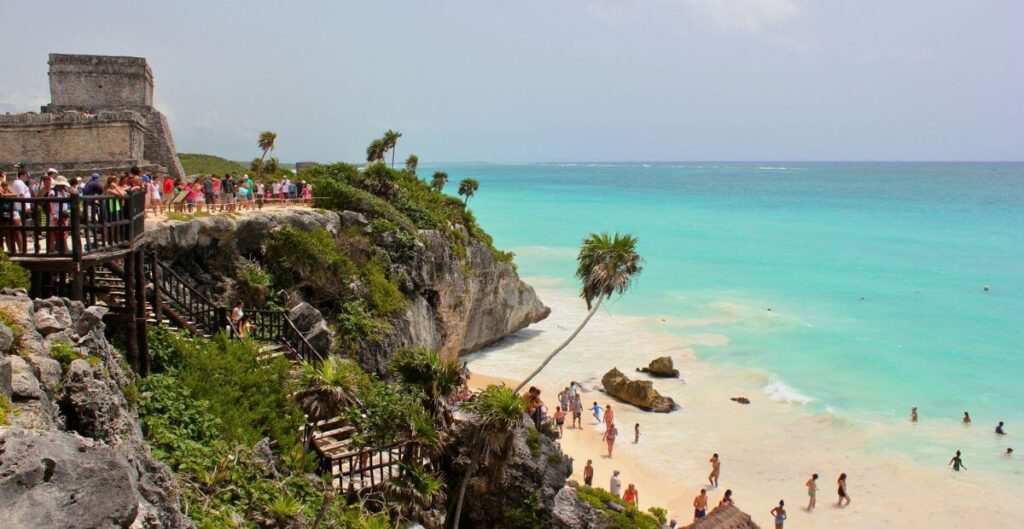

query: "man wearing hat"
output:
47 173 72 253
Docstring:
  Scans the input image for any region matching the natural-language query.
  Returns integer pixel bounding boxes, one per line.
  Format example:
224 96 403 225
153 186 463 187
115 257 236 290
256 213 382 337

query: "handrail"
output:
148 255 228 336
248 308 325 364
0 191 146 259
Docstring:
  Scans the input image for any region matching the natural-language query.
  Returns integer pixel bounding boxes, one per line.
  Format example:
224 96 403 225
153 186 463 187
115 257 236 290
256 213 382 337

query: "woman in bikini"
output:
837 473 850 507
718 489 734 508
602 422 618 457
770 500 786 529
622 484 638 507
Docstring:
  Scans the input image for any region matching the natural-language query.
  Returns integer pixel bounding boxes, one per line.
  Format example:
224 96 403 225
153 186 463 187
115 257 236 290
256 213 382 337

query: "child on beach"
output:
949 450 966 471
592 402 603 424
771 500 787 529
583 460 594 486
634 423 640 443
572 395 583 429
602 422 618 457
806 474 819 510
708 453 721 487
837 473 850 507
603 404 614 425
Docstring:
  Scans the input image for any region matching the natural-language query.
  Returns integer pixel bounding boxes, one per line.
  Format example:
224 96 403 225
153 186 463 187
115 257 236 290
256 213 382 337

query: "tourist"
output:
558 387 570 410
996 421 1006 435
71 176 83 195
771 500 787 529
271 180 282 202
255 180 265 209
911 406 918 422
963 411 971 424
189 179 201 213
609 470 621 496
10 170 31 252
147 175 162 215
604 404 614 425
693 489 708 520
837 473 850 507
592 401 603 424
47 176 71 253
0 176 19 253
202 175 215 213
568 380 579 399
554 406 566 436
83 173 103 195
222 173 236 211
718 489 734 508
708 453 721 487
583 459 594 486
805 474 818 510
634 423 640 444
288 179 297 200
303 181 312 203
571 394 583 429
211 174 222 211
1005 448 1014 457
161 174 175 210
602 422 618 457
623 484 638 507
950 450 966 471
230 302 245 335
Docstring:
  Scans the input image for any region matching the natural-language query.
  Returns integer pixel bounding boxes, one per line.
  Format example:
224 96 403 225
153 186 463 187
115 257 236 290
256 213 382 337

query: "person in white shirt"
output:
610 470 622 496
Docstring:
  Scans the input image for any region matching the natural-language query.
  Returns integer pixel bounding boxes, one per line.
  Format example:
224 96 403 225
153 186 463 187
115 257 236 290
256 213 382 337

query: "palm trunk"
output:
259 149 268 180
513 298 602 394
451 442 484 529
391 146 396 168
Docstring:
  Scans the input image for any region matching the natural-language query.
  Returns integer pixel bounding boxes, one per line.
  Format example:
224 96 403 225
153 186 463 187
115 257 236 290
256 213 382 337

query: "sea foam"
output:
763 377 814 404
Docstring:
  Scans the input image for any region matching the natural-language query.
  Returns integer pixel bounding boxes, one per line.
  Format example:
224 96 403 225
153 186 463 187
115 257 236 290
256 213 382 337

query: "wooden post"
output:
124 254 139 373
134 249 149 377
69 194 82 261
70 271 84 302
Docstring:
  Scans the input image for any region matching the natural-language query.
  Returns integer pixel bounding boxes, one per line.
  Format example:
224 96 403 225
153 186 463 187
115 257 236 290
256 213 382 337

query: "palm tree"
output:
366 138 387 163
250 158 263 174
390 347 463 431
291 357 365 423
513 232 642 393
364 161 399 199
383 129 403 168
264 157 279 175
431 171 448 193
457 178 479 204
386 462 446 525
405 154 419 174
451 385 526 529
257 131 277 180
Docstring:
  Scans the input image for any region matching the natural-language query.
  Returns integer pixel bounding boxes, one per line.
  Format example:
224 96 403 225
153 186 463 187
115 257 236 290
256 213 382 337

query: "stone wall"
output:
0 111 148 169
47 53 154 110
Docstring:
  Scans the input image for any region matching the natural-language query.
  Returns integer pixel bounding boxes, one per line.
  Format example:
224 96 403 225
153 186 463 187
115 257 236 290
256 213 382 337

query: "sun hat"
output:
52 176 70 187
47 168 58 175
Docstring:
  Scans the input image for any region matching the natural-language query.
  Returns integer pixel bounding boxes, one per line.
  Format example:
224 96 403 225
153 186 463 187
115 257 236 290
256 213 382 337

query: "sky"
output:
2 0 1022 162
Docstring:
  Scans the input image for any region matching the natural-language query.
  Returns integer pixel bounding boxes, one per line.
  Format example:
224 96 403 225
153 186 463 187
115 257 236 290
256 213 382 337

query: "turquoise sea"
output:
430 162 1023 456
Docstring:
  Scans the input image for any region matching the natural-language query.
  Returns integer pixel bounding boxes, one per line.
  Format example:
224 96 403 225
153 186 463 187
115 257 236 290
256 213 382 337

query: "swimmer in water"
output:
996 421 1006 435
963 411 971 424
949 450 966 471
911 407 918 422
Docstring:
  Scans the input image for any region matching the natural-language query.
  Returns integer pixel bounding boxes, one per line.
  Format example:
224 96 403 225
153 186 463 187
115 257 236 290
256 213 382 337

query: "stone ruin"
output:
0 53 186 180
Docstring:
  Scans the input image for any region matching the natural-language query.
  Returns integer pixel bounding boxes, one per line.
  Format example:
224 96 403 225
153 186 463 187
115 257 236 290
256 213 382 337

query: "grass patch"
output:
526 428 542 458
575 486 663 529
0 253 30 290
178 153 246 175
0 394 11 426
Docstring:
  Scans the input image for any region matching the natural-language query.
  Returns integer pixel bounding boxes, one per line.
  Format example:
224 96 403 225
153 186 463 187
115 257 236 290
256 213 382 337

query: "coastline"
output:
464 285 1024 528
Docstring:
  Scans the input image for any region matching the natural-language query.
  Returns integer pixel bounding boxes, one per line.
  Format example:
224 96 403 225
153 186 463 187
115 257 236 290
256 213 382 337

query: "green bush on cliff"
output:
264 226 357 303
574 486 662 529
0 253 30 290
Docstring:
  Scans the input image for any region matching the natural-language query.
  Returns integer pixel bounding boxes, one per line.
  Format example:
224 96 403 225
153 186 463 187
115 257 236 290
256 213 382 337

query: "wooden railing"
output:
317 441 422 492
0 191 146 259
249 309 325 364
148 256 228 336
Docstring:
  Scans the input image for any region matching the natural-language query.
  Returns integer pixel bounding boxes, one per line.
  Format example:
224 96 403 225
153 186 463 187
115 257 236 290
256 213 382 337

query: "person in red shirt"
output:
161 176 175 210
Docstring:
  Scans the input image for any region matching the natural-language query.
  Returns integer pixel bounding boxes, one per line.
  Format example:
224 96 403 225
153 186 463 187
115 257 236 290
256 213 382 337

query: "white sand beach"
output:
466 287 1024 529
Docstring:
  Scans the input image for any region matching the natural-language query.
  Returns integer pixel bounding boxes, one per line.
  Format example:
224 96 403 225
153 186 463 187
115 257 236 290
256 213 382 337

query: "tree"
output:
430 171 448 193
404 154 419 174
364 161 399 200
257 131 277 179
249 158 264 174
366 138 387 163
457 178 478 204
385 461 446 525
514 232 642 393
383 129 403 168
291 357 364 423
389 347 463 431
451 385 526 529
264 157 280 175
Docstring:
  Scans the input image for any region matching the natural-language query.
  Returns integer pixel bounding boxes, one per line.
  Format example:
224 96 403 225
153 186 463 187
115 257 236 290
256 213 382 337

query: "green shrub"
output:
647 506 668 525
575 486 663 529
362 258 406 315
0 253 30 290
343 375 422 448
526 428 542 458
0 394 11 426
334 300 390 353
236 261 271 306
264 226 357 304
49 342 79 372
547 452 563 464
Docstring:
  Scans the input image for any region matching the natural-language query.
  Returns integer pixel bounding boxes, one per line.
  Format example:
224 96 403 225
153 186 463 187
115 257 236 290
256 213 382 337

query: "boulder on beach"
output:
636 356 679 378
601 368 677 413
731 397 751 405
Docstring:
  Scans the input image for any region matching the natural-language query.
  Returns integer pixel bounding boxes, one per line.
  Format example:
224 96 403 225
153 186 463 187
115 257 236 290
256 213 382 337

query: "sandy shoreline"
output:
464 286 1024 528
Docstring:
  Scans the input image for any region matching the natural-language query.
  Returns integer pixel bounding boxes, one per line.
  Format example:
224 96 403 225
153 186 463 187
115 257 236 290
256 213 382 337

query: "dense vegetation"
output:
178 153 246 176
575 486 665 529
0 253 30 290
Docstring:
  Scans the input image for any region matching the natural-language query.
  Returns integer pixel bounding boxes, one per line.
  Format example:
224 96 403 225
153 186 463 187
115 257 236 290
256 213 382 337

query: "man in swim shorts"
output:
693 489 708 520
806 474 818 510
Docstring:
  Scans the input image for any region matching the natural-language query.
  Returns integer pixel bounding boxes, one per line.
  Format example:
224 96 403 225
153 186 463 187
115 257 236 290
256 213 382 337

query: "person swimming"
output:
963 411 971 424
949 450 966 471
996 421 1006 435
911 407 918 422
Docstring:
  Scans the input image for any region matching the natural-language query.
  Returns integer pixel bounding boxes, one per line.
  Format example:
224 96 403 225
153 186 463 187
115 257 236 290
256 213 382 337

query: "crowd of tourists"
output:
157 173 313 215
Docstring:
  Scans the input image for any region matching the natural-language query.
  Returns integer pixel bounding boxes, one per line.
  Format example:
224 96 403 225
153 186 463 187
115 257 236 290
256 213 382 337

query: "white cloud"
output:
682 0 803 32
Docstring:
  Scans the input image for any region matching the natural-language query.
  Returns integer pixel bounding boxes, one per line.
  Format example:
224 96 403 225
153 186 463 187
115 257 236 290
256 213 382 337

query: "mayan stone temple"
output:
0 53 185 179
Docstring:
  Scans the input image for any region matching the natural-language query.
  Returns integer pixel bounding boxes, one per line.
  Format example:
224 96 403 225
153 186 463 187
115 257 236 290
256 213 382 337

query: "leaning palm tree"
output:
457 178 478 204
257 130 277 179
405 154 419 174
451 384 526 529
390 347 463 431
513 232 642 393
431 171 448 193
366 138 387 163
292 357 365 423
383 129 403 168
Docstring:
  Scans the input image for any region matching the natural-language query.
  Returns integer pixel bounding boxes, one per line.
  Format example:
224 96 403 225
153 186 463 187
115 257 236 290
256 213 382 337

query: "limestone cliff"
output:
144 209 549 372
0 290 192 529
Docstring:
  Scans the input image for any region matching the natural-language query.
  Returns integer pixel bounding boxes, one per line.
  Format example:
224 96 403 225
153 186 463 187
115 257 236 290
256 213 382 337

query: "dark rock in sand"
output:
637 355 680 378
601 368 678 413
731 397 751 405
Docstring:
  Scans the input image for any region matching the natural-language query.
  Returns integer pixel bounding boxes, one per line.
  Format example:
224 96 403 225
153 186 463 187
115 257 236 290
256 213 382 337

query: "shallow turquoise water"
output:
427 162 1024 432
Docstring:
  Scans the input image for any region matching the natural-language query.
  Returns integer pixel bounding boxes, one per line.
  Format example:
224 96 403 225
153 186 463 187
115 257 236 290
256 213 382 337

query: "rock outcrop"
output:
601 368 678 413
146 209 550 373
637 356 680 378
0 291 192 528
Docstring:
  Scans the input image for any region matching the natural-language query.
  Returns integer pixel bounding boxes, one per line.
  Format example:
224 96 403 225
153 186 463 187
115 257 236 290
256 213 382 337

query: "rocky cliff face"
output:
0 290 192 528
145 209 549 372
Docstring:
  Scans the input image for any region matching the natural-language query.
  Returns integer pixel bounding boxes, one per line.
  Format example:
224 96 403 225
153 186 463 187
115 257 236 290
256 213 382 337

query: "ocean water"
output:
427 162 1024 459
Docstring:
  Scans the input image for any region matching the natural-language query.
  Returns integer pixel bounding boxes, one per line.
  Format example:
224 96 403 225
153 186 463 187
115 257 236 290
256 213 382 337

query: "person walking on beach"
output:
583 460 594 486
718 489 734 508
996 421 1006 435
708 453 721 487
602 422 618 457
610 470 622 496
963 411 971 424
911 407 918 422
559 387 570 411
603 404 614 425
949 450 966 471
572 394 583 429
623 484 639 507
592 402 603 424
805 474 818 510
693 489 708 520
554 406 567 437
634 423 640 444
836 473 850 507
771 500 787 529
